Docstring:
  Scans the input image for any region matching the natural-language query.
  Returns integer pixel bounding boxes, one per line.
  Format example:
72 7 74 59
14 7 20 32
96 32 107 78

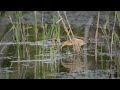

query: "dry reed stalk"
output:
57 11 86 53
57 11 72 40
95 11 100 64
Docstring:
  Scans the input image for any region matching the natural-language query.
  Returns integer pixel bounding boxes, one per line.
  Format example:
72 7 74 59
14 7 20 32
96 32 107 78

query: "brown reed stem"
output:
57 11 72 41
95 11 100 64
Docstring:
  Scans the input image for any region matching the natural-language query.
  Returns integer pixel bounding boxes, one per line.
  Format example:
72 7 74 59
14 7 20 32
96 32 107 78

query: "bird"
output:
61 35 86 53
61 36 86 48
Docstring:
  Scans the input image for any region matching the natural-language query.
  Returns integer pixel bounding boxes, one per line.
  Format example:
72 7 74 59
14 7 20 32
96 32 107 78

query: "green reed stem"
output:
34 11 38 79
110 11 117 61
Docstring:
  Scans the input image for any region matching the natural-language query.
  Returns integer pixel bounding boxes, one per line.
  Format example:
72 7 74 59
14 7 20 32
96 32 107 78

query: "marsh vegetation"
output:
0 11 120 79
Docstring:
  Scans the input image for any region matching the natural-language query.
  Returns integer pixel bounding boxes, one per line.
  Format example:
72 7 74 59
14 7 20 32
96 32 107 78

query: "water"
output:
0 37 119 79
0 11 120 79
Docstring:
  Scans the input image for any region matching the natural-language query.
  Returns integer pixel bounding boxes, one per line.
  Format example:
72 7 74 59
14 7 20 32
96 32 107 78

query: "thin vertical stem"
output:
84 16 93 71
110 11 117 78
95 11 100 63
64 11 74 37
111 11 116 61
34 11 38 79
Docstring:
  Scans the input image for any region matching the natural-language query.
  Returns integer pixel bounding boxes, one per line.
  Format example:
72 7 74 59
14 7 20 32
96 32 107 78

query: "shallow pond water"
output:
0 11 120 79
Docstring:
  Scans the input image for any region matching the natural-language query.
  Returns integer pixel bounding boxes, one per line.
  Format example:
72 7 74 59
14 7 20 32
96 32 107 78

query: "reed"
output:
9 11 22 78
99 11 120 78
100 14 111 70
2 11 120 79
95 11 100 65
